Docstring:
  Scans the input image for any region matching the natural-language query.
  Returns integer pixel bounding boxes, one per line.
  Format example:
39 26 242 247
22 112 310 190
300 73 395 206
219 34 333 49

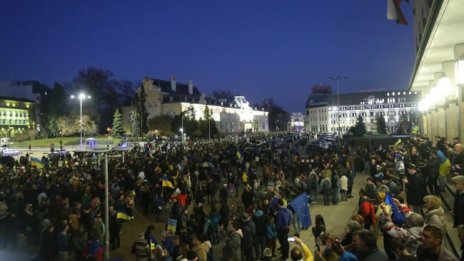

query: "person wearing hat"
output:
240 212 256 261
404 163 426 214
452 175 464 228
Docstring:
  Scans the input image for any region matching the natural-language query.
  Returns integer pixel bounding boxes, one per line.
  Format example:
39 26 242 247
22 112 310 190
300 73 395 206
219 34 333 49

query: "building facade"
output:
289 112 305 132
123 77 268 134
0 97 36 137
0 81 38 137
409 0 464 143
305 90 419 134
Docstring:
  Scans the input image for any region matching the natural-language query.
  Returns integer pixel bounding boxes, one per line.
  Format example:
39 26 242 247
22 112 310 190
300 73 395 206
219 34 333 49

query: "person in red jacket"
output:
358 189 376 230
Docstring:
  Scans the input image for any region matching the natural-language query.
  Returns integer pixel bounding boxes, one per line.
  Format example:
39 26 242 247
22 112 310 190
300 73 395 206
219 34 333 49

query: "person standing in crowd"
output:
312 214 326 244
274 198 292 261
340 172 348 201
352 229 388 261
426 150 440 195
423 195 446 234
452 143 464 176
416 225 458 261
222 220 242 261
452 176 464 228
358 189 376 230
192 235 212 261
240 213 256 261
404 164 426 213
132 232 151 261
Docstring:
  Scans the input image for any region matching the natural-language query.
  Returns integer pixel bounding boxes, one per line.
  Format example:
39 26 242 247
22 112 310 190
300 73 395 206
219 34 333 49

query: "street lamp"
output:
329 75 348 146
71 93 91 150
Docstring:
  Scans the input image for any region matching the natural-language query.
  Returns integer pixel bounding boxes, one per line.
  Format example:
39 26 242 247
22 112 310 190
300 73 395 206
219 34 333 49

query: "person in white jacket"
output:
340 174 348 201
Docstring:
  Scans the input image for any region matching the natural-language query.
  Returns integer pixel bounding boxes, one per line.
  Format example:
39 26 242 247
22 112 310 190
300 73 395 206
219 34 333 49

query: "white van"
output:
0 137 12 147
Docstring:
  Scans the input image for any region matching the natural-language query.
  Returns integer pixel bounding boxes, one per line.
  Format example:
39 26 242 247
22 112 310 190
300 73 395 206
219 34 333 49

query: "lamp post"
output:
329 75 348 147
71 93 91 150
329 75 349 135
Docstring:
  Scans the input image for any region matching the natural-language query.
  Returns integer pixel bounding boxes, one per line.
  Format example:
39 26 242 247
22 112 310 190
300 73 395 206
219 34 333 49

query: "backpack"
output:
321 178 331 190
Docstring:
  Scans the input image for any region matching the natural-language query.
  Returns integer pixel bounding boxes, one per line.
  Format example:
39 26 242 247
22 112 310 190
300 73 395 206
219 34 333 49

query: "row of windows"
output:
0 102 31 109
338 102 413 111
0 111 29 118
0 119 29 125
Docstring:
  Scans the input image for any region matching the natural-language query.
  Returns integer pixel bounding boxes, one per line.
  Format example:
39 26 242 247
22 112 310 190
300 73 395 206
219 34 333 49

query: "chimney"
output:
170 76 176 92
188 80 193 95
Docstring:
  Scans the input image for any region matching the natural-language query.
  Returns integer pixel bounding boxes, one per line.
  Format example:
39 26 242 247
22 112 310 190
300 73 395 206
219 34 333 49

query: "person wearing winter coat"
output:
404 164 426 214
340 174 348 201
423 195 447 234
253 208 267 259
192 235 212 261
222 221 242 261
240 213 256 261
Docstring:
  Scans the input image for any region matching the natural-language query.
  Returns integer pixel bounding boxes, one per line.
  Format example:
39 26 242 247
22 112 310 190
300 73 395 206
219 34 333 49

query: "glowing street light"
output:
71 93 91 149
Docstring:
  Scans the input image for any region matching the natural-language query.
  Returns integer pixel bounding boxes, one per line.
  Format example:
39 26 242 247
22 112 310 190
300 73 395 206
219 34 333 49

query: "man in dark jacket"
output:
352 229 388 261
452 176 464 227
274 198 292 261
405 164 426 213
240 213 256 261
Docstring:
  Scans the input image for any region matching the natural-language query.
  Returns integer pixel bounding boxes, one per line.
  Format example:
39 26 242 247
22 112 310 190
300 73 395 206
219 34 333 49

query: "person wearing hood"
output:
253 208 267 259
222 220 242 261
240 213 256 261
423 195 446 234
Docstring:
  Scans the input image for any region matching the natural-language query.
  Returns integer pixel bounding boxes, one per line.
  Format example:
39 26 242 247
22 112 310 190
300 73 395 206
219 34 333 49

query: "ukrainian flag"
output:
116 212 133 221
30 157 44 169
162 175 175 189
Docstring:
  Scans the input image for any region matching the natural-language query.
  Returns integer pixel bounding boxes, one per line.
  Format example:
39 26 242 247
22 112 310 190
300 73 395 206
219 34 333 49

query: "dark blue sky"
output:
0 0 415 112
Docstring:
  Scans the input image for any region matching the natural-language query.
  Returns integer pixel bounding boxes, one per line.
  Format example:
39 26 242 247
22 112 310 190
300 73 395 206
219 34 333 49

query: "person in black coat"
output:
452 176 464 228
405 164 426 213
38 222 57 261
241 185 254 211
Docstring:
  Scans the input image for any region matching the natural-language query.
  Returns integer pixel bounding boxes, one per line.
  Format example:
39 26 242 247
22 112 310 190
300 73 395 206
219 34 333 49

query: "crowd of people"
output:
0 133 463 261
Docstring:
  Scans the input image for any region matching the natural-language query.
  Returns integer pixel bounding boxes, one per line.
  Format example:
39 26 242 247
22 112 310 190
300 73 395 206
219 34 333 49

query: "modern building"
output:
408 0 464 142
0 81 38 137
305 90 420 134
122 77 268 134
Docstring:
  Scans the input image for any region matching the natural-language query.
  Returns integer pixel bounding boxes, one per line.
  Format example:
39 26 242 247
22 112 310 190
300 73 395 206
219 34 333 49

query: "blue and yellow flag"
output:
162 175 175 189
30 157 44 169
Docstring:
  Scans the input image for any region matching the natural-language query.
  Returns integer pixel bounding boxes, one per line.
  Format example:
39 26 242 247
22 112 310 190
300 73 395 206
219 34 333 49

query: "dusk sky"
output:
0 0 415 112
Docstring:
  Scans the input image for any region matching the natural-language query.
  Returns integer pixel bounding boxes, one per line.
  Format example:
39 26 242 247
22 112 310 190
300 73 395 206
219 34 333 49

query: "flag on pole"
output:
30 157 44 169
289 193 312 229
384 192 406 225
387 0 408 25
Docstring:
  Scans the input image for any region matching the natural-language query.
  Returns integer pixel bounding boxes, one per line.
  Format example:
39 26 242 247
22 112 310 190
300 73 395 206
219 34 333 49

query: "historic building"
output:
0 81 38 137
289 112 305 132
305 90 419 134
408 0 464 142
123 77 268 134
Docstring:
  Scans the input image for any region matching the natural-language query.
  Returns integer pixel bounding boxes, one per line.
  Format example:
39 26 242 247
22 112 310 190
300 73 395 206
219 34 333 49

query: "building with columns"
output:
409 0 464 142
305 90 420 134
122 77 268 134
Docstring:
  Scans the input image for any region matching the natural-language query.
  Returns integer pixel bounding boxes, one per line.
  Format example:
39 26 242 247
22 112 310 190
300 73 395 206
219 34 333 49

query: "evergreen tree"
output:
112 108 124 136
354 115 367 136
376 115 387 134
